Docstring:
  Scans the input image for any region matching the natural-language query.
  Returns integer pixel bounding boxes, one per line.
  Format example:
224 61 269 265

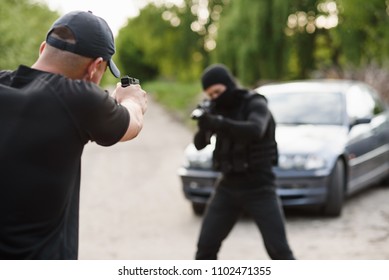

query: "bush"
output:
314 63 389 105
143 79 203 128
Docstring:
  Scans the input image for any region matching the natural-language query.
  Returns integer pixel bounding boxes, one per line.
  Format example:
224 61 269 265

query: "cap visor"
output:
108 59 120 78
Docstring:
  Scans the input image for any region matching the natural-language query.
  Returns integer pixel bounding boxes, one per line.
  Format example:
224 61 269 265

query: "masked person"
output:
0 11 147 259
193 64 295 260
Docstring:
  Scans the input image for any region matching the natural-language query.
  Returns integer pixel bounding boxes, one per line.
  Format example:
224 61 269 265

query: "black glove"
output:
198 113 224 131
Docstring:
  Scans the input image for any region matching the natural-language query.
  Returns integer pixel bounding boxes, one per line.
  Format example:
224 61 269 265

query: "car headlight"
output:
183 144 214 169
278 154 326 170
186 152 213 169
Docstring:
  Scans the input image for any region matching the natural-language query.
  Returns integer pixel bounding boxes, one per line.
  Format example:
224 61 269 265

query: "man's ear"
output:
39 41 46 55
86 57 104 80
85 57 106 83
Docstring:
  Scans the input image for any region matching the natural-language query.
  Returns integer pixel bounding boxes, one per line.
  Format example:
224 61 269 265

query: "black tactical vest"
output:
212 91 278 174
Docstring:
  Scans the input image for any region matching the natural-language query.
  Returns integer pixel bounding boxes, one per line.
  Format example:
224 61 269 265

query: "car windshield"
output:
265 91 344 125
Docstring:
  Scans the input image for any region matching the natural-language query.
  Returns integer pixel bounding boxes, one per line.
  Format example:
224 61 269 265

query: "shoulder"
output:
245 90 267 101
58 77 104 95
242 90 268 107
0 70 14 85
52 77 119 125
54 77 109 104
0 69 13 77
239 91 270 118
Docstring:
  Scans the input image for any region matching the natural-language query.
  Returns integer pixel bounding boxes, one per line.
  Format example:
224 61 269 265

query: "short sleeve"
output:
55 79 129 146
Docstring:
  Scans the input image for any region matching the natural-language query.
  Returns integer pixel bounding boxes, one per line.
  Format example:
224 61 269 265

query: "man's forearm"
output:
119 100 144 141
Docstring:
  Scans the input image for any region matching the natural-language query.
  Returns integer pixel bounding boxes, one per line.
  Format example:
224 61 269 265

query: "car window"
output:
346 85 376 119
365 86 386 115
265 91 344 125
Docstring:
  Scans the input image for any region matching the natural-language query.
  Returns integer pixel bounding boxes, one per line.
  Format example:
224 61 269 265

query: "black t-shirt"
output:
0 65 129 259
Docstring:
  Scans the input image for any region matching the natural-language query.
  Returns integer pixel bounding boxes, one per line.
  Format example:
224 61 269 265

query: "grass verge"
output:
143 79 203 129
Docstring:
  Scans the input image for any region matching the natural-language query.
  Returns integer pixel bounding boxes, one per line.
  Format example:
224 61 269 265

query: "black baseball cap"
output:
46 10 120 78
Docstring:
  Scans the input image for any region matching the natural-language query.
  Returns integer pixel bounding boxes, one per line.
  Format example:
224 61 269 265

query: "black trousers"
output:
195 185 295 260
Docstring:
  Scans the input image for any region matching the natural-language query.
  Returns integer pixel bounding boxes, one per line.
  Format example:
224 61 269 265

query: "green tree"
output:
285 0 323 79
116 3 204 82
214 0 291 86
115 0 389 86
334 0 389 66
0 0 58 70
116 1 229 82
286 1 389 78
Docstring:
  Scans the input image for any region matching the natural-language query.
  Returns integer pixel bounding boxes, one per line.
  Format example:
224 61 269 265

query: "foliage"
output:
334 0 389 67
113 0 389 108
143 79 202 125
116 2 206 83
215 0 291 86
285 0 322 79
0 0 58 70
3 0 389 103
116 4 166 82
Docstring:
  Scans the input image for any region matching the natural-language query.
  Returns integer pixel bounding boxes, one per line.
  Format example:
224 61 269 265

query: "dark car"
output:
178 79 389 216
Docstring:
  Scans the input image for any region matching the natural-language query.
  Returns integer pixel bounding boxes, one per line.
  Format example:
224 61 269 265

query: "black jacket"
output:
194 89 278 188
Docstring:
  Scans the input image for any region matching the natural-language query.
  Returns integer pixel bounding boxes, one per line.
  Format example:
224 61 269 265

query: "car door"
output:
364 85 389 178
345 85 380 193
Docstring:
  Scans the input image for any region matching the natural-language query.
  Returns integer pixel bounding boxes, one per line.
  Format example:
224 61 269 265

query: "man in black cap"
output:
193 64 295 260
0 11 147 259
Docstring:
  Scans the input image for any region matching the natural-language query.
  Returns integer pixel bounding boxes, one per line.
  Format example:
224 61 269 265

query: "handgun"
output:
121 75 140 87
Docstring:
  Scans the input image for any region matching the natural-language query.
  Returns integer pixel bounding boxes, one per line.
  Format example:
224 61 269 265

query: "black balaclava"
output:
201 64 238 111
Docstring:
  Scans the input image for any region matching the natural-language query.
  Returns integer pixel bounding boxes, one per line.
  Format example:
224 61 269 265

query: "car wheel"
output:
381 173 389 186
192 202 206 215
322 159 345 217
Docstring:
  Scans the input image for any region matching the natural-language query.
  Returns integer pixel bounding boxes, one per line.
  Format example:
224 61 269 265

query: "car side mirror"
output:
350 117 372 128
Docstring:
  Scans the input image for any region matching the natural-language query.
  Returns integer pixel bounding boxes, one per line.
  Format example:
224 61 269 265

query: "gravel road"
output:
78 97 389 260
